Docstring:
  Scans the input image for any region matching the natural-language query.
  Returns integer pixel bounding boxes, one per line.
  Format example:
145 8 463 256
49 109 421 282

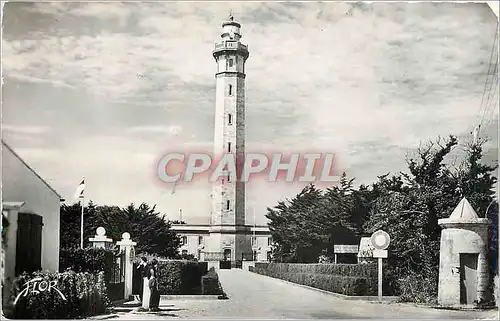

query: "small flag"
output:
74 178 85 200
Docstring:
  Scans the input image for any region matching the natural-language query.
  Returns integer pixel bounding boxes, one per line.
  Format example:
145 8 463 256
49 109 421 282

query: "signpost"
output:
370 230 390 302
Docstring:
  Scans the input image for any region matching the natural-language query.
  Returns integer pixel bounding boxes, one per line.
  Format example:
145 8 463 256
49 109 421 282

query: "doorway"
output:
15 213 43 276
220 249 232 269
459 253 478 305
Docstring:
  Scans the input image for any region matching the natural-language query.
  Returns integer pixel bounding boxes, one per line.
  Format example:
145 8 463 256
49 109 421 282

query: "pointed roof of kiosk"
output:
439 197 489 227
449 197 480 221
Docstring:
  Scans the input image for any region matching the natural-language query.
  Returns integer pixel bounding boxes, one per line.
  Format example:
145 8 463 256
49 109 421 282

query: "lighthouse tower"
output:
207 15 251 263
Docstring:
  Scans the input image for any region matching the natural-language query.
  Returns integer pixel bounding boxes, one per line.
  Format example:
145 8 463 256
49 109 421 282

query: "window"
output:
268 237 272 246
229 59 234 67
228 113 233 125
181 236 187 245
253 251 257 261
252 236 257 246
227 174 231 182
198 236 203 245
226 200 230 210
228 142 231 153
228 84 233 96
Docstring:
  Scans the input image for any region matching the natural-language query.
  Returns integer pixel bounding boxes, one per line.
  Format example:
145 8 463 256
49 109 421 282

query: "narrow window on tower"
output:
227 173 231 182
228 84 233 96
228 113 233 125
227 200 230 210
228 142 231 153
228 59 234 68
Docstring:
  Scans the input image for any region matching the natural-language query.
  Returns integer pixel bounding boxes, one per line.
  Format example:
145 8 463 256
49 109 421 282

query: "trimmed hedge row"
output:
252 263 377 296
201 267 224 295
254 262 377 278
59 248 114 282
6 270 111 319
156 260 208 295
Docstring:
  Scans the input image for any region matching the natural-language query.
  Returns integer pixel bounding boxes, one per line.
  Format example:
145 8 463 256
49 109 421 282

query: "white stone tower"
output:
207 15 251 262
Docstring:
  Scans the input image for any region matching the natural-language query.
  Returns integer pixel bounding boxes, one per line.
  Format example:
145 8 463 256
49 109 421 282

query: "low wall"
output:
207 261 219 271
242 261 255 271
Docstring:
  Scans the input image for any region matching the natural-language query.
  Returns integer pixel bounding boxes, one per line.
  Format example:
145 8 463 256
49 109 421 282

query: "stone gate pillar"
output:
438 198 491 306
116 232 136 300
89 227 113 249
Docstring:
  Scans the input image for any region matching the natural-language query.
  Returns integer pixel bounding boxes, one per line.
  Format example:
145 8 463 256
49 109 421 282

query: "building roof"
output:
438 197 490 227
448 197 480 222
2 140 62 198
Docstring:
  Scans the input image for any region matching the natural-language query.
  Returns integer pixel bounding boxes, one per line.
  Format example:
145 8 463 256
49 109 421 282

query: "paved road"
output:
113 269 495 319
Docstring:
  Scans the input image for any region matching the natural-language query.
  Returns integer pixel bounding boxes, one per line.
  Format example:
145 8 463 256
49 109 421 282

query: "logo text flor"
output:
14 278 67 305
157 152 340 184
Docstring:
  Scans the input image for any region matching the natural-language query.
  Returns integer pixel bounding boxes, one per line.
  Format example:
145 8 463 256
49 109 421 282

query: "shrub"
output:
397 270 437 304
201 267 224 295
59 248 115 282
6 270 111 319
255 263 377 278
252 262 378 296
156 260 208 295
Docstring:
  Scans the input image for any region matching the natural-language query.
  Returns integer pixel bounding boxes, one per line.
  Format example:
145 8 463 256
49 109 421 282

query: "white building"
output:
171 16 272 263
1 140 62 308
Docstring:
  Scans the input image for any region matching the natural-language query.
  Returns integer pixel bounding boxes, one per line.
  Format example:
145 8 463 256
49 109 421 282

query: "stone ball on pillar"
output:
122 232 130 241
96 227 106 236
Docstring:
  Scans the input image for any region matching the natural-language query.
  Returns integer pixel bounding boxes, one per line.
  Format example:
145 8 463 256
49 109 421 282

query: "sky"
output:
2 2 499 225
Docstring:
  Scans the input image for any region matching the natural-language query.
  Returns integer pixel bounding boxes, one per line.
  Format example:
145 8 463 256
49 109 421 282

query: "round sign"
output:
370 230 390 250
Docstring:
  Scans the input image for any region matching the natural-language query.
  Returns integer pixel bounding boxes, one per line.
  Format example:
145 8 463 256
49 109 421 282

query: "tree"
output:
60 201 181 258
363 135 497 300
265 134 497 302
267 175 362 263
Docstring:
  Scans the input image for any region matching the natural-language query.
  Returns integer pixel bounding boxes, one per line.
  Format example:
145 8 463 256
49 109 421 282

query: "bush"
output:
59 248 115 282
201 267 224 295
252 262 378 296
255 263 377 278
397 270 437 304
156 260 208 295
6 270 111 319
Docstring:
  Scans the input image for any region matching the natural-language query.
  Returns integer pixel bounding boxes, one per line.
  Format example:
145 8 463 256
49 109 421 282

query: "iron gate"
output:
107 249 125 301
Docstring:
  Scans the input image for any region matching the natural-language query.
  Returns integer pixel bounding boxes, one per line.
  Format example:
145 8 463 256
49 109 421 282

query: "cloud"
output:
128 125 183 136
1 2 498 221
2 124 52 135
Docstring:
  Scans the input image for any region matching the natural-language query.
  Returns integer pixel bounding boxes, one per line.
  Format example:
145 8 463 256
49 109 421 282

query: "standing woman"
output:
136 257 148 302
141 259 151 311
149 259 160 312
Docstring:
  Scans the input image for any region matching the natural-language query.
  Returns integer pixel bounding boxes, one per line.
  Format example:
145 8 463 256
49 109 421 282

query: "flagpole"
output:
80 177 85 249
80 194 84 249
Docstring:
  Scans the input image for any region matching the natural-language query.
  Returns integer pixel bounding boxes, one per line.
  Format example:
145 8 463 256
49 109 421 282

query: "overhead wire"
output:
476 22 499 139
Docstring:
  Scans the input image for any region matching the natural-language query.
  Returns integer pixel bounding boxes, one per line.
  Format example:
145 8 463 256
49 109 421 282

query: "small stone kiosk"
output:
438 197 491 306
